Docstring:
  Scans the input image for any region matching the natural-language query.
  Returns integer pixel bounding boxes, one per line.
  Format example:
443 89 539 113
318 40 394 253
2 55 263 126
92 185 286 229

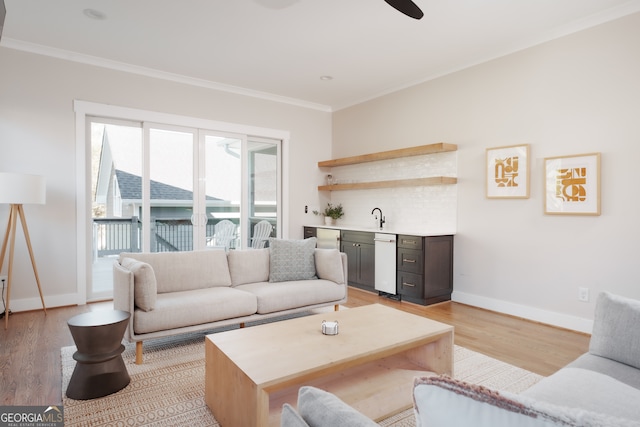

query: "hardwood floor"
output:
0 288 590 407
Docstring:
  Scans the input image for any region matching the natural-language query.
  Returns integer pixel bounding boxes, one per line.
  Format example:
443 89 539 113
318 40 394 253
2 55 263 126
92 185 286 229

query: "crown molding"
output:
1 37 333 113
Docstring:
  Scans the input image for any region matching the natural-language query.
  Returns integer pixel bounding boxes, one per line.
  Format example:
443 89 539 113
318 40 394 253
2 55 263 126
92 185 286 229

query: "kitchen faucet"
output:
371 207 385 230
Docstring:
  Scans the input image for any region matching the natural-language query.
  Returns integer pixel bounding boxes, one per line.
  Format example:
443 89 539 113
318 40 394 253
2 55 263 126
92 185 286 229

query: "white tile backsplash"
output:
324 152 457 235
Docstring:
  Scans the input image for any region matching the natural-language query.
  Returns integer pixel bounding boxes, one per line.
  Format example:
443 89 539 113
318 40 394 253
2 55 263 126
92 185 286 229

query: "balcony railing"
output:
93 217 141 258
93 216 275 258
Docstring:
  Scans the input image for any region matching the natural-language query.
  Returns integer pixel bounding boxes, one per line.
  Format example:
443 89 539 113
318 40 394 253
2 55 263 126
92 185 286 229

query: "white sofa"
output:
412 291 640 427
113 238 348 364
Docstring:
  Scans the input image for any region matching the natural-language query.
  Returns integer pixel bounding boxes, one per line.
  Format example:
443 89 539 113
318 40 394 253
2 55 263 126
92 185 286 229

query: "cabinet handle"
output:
402 239 418 245
402 282 416 287
402 258 416 263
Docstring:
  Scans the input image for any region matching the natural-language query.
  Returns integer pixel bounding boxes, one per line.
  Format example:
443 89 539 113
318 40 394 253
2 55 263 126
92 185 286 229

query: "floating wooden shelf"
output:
318 176 457 191
318 142 457 168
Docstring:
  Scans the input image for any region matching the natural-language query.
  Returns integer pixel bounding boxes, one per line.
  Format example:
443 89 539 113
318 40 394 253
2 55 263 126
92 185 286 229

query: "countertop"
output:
305 224 455 237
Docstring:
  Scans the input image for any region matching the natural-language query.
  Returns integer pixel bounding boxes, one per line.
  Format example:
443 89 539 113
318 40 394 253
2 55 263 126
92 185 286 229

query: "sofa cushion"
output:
521 367 640 422
589 291 640 370
236 280 345 314
296 386 377 427
314 249 344 284
120 250 232 293
269 238 317 282
228 248 270 286
133 287 257 334
567 352 640 390
120 257 157 312
413 376 637 427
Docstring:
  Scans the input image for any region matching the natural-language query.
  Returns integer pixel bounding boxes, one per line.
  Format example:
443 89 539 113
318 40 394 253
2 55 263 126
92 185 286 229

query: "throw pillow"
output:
413 376 632 427
228 248 270 286
314 248 344 284
120 257 157 312
297 386 377 427
280 403 309 427
589 291 640 370
269 238 317 282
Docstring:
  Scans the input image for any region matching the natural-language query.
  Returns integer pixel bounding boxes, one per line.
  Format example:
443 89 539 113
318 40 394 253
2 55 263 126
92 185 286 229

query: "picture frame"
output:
486 144 530 199
544 152 601 216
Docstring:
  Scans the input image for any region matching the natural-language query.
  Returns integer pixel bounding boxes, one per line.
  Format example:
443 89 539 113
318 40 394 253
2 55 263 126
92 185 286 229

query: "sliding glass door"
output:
90 119 143 300
146 125 196 252
200 134 280 251
200 133 242 250
87 115 282 300
247 138 279 248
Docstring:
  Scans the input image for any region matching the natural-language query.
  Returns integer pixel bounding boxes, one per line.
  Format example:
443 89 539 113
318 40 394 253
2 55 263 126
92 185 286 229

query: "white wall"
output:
0 47 331 310
333 13 640 333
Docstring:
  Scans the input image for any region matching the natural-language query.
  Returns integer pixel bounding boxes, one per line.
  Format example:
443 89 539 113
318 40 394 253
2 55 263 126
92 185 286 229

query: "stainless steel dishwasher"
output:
374 233 397 296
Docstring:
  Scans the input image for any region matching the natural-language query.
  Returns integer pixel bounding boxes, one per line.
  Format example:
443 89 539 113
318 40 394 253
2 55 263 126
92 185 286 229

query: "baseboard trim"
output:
3 293 84 313
452 291 593 334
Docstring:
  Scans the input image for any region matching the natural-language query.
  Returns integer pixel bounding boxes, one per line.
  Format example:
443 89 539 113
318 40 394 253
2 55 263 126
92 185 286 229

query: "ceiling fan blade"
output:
384 0 424 20
0 0 6 42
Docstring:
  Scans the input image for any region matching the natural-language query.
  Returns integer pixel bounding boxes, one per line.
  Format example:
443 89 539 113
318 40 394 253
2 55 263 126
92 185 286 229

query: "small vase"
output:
324 217 336 226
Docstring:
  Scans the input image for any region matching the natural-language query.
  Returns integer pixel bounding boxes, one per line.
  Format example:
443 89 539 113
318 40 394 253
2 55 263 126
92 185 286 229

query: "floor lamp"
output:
0 172 47 329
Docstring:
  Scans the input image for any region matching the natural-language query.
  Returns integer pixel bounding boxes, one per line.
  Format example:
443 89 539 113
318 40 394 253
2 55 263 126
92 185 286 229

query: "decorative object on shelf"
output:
326 174 334 185
321 320 339 335
544 153 601 216
313 203 344 225
486 144 530 199
0 172 47 329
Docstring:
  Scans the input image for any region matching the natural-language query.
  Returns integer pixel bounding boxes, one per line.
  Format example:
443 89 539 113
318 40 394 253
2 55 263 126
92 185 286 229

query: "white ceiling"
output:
3 0 640 111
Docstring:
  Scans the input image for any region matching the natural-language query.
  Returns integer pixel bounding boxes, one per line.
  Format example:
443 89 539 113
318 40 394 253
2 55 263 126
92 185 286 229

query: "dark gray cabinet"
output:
304 226 453 306
340 231 375 291
397 234 453 305
303 226 317 239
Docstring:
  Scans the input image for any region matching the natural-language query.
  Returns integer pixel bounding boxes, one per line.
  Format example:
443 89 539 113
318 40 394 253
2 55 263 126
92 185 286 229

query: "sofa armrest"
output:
589 291 640 369
113 260 136 341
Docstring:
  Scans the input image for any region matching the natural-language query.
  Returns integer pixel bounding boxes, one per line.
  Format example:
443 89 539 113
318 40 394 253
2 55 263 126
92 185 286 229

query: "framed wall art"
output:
544 152 601 216
486 144 530 199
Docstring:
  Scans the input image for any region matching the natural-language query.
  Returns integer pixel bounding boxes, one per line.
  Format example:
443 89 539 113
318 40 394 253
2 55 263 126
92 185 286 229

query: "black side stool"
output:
66 310 131 400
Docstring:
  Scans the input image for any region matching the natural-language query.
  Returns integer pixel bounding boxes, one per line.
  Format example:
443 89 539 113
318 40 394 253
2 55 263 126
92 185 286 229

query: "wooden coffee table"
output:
205 304 453 426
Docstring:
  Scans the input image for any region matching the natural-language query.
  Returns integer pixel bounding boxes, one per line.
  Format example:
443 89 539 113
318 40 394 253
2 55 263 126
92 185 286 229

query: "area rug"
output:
61 329 543 427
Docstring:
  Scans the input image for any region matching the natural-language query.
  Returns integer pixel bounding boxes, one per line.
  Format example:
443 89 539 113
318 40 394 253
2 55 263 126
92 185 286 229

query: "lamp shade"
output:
0 173 46 204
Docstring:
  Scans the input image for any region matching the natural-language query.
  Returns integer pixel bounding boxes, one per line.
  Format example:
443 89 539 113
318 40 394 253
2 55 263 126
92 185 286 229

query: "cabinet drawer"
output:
397 271 424 298
397 235 423 250
397 248 424 274
340 230 374 244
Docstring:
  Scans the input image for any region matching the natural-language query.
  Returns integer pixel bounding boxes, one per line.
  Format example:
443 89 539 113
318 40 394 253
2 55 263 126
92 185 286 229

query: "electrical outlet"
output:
578 287 589 302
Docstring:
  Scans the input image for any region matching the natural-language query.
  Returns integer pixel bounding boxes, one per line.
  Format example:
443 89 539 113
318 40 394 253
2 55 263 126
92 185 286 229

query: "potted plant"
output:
314 203 344 225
